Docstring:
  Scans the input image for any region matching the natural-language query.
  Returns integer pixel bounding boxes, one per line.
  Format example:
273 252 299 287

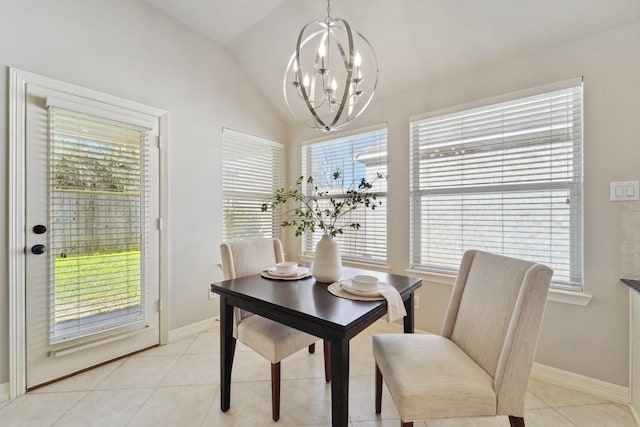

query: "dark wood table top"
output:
211 266 422 338
622 278 640 294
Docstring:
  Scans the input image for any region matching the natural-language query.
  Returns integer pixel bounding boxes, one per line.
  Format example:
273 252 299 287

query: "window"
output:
47 102 153 342
222 128 284 241
302 125 388 264
410 80 583 290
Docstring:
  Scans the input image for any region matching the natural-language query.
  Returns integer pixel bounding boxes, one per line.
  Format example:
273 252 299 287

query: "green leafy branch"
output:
261 170 387 238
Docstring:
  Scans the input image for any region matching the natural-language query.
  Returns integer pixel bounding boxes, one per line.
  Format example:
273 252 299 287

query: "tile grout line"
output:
47 354 131 426
550 406 581 427
124 387 157 427
46 390 91 427
198 383 220 427
126 333 208 426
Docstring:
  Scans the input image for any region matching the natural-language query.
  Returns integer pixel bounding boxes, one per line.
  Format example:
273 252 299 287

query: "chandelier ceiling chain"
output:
283 0 378 132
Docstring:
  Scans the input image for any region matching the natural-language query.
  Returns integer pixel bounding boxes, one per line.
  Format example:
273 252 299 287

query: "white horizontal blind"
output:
48 107 149 343
302 126 388 264
410 83 583 290
222 129 284 241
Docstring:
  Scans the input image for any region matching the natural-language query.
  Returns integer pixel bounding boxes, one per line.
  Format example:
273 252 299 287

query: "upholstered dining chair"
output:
373 250 553 427
220 238 329 422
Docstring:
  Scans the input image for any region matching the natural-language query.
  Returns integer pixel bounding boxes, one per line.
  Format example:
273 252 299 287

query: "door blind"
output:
222 128 284 241
48 107 150 343
410 82 583 289
302 126 388 264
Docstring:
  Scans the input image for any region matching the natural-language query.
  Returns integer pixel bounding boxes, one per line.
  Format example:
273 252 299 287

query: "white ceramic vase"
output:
313 234 342 283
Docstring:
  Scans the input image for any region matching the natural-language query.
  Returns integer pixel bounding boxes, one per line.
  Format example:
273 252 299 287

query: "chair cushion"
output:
373 334 497 421
238 315 318 363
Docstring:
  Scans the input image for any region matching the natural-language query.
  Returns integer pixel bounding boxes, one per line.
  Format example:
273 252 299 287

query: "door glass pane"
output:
48 108 149 343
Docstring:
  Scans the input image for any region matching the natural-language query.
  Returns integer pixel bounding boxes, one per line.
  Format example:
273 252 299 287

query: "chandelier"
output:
283 0 378 132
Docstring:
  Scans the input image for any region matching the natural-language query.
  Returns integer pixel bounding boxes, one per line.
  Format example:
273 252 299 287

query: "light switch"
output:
610 180 640 201
626 185 636 197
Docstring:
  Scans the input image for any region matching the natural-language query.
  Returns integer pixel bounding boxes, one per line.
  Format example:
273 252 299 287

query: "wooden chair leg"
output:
308 343 315 353
323 339 331 383
400 422 413 427
375 363 383 414
271 362 281 421
509 416 525 427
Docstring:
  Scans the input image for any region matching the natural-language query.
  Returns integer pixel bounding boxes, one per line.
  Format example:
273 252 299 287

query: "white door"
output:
24 83 161 388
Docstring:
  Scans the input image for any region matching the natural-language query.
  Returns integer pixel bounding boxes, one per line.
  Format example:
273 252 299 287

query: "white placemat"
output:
328 280 407 322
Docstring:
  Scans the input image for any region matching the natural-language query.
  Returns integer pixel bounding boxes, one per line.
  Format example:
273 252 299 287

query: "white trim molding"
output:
298 254 391 273
404 269 593 306
158 113 171 346
168 317 220 343
405 269 456 286
9 68 28 399
547 288 593 306
531 362 629 404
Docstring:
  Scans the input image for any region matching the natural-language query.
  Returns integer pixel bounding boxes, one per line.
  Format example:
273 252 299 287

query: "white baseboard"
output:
630 403 640 426
531 362 629 404
0 382 9 402
168 316 219 342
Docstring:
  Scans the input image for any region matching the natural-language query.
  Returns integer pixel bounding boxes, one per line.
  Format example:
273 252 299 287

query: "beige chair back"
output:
441 250 553 415
220 238 285 280
220 238 286 330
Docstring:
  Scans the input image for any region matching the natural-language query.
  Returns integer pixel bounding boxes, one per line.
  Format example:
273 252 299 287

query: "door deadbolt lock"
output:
33 224 47 234
31 244 47 255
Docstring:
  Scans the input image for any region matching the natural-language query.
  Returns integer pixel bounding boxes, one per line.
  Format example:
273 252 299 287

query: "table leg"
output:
220 295 236 412
403 292 415 334
330 337 349 427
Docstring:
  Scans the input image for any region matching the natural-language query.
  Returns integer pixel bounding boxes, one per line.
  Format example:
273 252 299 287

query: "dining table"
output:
210 265 422 427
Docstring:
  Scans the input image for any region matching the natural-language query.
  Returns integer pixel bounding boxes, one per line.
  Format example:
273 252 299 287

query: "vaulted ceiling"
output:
142 0 640 124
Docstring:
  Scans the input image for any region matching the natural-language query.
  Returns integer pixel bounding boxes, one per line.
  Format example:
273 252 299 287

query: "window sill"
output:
404 269 593 307
298 255 391 273
546 288 592 306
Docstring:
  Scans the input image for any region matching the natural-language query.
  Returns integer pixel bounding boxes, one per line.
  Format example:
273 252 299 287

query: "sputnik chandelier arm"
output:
284 0 378 132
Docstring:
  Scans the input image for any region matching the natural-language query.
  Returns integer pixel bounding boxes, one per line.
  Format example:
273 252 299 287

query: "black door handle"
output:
31 244 47 255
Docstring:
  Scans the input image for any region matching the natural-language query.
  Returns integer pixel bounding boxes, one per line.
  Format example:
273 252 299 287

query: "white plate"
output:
261 267 311 280
266 266 309 277
340 280 384 297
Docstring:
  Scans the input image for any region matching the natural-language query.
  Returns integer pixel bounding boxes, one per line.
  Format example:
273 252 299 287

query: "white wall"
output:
0 0 286 385
289 21 640 386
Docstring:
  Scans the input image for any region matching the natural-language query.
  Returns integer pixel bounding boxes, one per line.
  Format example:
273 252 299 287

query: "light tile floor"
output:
0 320 637 426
